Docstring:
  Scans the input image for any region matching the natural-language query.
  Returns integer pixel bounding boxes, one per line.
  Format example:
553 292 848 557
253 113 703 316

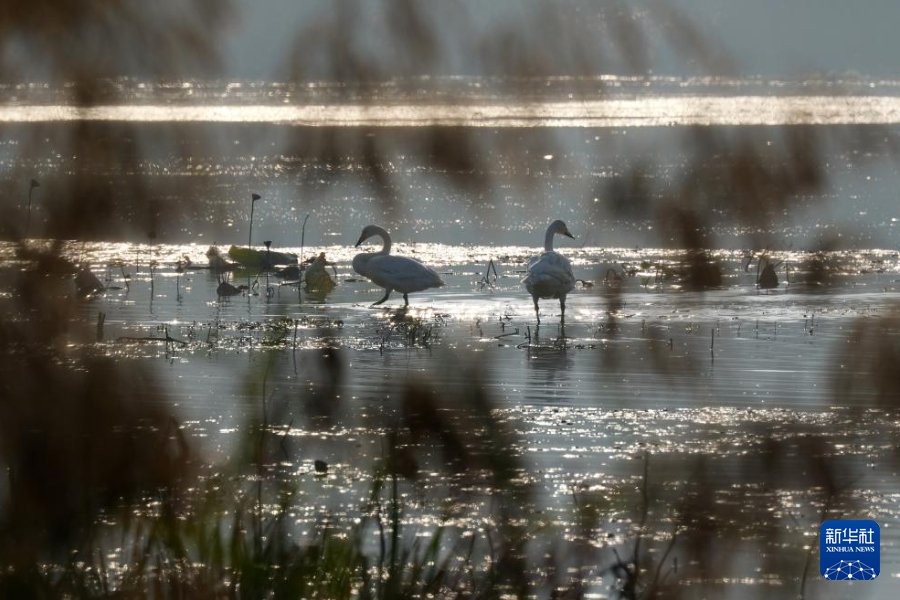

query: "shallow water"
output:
4 240 900 594
4 80 900 594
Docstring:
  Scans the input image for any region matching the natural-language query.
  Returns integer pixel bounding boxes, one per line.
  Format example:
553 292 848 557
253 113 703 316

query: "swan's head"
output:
355 224 383 247
549 219 575 239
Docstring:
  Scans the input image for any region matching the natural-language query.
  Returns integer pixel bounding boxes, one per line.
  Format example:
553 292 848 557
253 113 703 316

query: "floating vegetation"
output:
303 252 337 299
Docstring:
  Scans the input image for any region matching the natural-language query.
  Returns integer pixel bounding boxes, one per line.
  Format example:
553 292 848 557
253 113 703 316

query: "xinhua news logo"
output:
820 520 880 581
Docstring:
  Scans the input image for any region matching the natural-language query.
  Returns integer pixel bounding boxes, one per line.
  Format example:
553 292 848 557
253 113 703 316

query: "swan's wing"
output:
367 255 444 292
352 253 375 277
523 251 575 297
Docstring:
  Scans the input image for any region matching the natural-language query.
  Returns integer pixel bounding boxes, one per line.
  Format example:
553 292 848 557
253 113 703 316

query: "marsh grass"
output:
0 388 525 600
4 2 900 598
0 291 893 600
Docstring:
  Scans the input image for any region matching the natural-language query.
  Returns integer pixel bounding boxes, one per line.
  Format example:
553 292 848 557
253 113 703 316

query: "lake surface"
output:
3 238 900 596
7 95 900 127
3 81 900 596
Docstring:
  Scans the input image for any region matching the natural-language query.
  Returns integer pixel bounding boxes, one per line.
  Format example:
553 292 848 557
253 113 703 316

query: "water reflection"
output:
5 238 900 596
4 1 900 595
522 323 576 382
6 95 900 127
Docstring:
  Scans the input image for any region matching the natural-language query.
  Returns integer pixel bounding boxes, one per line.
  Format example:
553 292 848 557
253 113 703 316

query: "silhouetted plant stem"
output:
24 179 39 240
800 492 839 599
248 193 261 249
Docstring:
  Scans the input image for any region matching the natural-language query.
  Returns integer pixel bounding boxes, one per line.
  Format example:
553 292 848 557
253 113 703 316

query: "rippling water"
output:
6 95 900 127
4 239 900 592
5 78 900 594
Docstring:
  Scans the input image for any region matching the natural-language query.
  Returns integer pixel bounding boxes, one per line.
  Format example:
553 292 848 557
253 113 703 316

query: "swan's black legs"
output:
533 295 541 324
403 293 409 306
560 294 567 322
372 289 393 306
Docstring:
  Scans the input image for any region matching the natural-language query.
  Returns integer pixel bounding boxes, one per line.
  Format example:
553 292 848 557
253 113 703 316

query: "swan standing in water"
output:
523 220 576 324
352 225 444 306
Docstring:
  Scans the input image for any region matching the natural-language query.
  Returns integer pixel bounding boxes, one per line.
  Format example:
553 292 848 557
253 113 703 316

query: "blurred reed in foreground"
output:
2 2 900 600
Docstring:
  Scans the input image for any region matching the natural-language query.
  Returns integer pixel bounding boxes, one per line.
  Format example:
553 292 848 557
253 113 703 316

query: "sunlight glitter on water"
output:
5 96 900 127
8 241 900 588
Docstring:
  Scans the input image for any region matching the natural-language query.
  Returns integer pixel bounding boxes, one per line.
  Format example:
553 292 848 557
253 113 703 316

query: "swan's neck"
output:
544 226 555 252
373 226 392 255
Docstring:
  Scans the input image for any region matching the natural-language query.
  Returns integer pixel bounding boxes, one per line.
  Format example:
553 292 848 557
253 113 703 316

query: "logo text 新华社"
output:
820 520 880 581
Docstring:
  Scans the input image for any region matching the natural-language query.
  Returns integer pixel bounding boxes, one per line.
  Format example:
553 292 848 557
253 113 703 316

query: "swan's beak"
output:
355 236 364 247
563 230 575 239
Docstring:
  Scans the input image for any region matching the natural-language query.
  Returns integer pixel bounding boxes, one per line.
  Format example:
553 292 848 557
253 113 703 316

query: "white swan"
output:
523 220 576 323
352 225 444 306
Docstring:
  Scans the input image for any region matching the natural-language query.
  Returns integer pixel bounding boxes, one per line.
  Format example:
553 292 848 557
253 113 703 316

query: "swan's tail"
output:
428 267 446 288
